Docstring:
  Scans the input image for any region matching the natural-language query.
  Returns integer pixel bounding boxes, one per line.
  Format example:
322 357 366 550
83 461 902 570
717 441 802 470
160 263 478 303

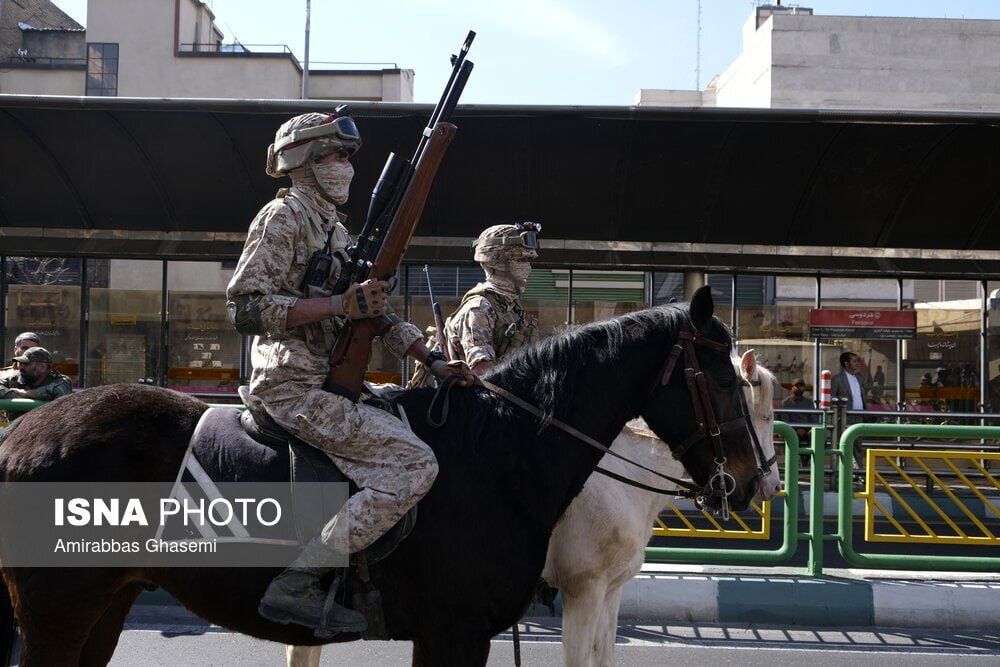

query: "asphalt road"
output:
107 614 1000 666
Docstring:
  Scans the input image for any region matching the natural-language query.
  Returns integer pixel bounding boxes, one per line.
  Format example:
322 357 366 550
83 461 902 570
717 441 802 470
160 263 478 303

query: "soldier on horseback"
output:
226 111 474 637
410 223 539 385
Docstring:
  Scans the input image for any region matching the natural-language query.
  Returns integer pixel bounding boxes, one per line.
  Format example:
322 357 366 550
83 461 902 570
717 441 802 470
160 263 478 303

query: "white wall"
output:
0 67 81 94
770 14 1000 111
713 13 773 108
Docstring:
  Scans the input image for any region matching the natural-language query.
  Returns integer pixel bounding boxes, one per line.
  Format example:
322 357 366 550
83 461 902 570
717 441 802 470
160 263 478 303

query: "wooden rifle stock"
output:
323 122 458 400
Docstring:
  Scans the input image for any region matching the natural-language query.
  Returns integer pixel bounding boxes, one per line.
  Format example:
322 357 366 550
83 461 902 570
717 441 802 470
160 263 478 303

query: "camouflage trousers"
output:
257 384 438 557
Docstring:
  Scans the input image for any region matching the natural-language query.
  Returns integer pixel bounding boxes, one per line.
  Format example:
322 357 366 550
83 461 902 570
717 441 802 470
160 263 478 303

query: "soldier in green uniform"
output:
410 223 540 385
0 347 72 400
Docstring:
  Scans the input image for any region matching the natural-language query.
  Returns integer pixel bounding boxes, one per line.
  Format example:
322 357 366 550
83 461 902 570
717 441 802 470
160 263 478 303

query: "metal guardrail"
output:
1 56 86 66
652 496 775 540
178 43 294 55
863 448 1000 546
645 422 804 566
834 423 1000 572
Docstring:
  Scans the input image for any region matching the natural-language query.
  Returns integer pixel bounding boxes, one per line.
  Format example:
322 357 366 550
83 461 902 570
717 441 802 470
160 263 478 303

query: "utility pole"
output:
695 0 702 90
301 0 311 99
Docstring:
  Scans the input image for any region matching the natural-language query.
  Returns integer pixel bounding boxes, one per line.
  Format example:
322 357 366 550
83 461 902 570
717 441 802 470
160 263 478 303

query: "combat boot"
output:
258 536 367 634
258 567 367 634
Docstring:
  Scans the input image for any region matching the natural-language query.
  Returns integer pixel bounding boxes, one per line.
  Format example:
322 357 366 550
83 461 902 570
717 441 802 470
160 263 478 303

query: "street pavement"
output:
108 609 1000 666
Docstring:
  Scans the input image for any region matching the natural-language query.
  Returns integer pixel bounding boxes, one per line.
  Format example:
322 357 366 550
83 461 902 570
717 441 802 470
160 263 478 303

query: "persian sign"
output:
809 309 916 340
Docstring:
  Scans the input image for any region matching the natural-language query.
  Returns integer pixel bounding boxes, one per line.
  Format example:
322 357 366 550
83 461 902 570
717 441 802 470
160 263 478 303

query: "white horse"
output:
287 351 779 667
540 350 779 666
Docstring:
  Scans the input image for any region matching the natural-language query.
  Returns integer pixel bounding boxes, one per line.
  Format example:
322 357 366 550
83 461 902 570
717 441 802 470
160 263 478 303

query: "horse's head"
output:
640 286 761 514
738 350 782 503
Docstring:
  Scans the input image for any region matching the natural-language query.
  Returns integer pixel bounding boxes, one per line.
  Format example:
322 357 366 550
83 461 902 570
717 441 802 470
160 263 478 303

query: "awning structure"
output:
4 95 1000 277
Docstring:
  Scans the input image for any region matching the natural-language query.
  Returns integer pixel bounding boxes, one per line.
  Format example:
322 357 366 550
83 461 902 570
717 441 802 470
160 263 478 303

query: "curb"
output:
618 572 1000 629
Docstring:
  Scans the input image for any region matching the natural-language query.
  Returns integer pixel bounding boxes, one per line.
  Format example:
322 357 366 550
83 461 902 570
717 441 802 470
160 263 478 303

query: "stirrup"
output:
314 574 367 638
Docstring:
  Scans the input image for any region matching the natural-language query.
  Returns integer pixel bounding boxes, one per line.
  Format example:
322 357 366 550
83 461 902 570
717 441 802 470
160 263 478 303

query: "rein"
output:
426 324 773 518
478 379 703 499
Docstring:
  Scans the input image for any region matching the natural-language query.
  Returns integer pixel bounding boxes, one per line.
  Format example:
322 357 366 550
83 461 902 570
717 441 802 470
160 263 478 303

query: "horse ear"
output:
741 349 756 378
689 285 714 331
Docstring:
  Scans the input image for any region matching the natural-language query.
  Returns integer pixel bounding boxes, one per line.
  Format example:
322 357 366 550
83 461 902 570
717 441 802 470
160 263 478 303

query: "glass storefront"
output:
570 269 646 325
4 255 1000 416
819 278 899 412
3 257 85 385
904 279 981 414
87 260 161 387
737 275 813 407
166 261 242 396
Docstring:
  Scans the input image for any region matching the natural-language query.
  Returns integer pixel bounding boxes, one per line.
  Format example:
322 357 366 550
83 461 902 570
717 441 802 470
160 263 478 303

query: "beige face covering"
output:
311 160 354 205
485 261 532 295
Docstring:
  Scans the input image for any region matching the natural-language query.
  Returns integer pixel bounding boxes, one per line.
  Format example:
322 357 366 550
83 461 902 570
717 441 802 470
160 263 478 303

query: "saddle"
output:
180 388 416 565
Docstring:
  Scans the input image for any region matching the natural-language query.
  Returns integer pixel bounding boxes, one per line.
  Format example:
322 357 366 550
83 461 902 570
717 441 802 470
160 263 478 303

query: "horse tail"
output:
0 572 17 667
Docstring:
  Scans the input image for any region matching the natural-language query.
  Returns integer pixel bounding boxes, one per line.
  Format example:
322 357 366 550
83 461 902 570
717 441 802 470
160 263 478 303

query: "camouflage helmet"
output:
473 222 541 264
265 109 361 178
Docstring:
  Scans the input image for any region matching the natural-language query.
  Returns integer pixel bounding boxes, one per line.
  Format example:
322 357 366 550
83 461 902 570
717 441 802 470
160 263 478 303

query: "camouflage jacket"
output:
0 368 73 400
227 186 422 395
443 281 537 367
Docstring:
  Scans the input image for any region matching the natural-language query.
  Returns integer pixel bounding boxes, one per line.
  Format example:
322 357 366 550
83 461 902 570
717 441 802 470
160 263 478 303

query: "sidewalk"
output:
619 564 1000 629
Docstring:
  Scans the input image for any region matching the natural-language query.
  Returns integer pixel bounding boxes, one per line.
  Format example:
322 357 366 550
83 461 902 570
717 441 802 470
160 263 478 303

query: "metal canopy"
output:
3 95 1000 277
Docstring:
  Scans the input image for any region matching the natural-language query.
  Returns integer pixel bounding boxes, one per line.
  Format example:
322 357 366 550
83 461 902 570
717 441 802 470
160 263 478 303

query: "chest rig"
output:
455 285 537 359
280 190 352 354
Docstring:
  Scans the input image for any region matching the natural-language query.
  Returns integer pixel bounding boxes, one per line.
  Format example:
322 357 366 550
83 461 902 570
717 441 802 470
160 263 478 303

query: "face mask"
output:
793 389 804 396
311 160 354 205
509 262 531 294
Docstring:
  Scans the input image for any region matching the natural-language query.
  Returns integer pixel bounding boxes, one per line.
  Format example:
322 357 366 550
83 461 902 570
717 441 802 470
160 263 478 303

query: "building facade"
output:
0 0 413 100
634 6 1000 415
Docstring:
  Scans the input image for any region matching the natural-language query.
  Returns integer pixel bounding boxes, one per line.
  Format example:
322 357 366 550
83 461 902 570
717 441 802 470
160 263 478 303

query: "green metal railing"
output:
833 423 1000 573
645 422 807 566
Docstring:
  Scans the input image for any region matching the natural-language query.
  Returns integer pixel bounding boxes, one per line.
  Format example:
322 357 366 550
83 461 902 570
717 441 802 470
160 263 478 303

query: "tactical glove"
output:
429 359 476 388
331 279 390 320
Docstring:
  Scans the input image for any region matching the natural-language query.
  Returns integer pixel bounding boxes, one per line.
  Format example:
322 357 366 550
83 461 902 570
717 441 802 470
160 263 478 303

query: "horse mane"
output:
485 305 693 425
753 365 776 412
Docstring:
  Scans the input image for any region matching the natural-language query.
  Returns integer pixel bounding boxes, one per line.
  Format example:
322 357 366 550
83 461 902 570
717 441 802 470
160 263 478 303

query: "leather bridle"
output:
649 327 775 520
461 324 772 522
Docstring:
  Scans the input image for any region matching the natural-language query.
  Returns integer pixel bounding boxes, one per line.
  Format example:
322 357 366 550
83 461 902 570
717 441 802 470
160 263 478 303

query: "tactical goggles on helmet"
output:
274 115 361 157
474 222 543 251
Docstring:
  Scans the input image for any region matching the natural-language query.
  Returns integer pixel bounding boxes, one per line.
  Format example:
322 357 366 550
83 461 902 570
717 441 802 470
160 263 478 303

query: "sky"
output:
52 0 1000 105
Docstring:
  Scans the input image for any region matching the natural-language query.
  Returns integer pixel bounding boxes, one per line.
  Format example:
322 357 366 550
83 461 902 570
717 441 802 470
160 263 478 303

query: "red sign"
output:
809 309 916 340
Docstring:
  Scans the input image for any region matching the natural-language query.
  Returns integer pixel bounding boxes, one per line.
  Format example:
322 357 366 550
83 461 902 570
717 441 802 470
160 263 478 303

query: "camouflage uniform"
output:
227 180 431 556
411 224 538 386
443 274 536 367
0 369 72 400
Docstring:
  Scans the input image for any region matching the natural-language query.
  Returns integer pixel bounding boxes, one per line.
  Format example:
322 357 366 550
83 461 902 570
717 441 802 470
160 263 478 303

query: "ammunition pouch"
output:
227 293 267 336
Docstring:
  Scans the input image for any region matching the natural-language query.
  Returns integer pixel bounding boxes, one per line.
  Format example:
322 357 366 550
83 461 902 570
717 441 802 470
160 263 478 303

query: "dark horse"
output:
0 287 760 666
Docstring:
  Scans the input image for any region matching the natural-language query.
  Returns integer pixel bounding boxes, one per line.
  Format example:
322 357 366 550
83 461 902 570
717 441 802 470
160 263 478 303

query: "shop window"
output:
3 257 82 385
652 273 683 305
166 261 241 396
737 275 813 407
87 260 162 387
905 279 980 415
570 269 646 325
820 278 899 412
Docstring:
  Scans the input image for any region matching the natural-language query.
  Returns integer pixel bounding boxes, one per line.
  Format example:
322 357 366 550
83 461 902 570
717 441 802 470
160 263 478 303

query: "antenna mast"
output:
695 0 702 90
301 0 311 99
